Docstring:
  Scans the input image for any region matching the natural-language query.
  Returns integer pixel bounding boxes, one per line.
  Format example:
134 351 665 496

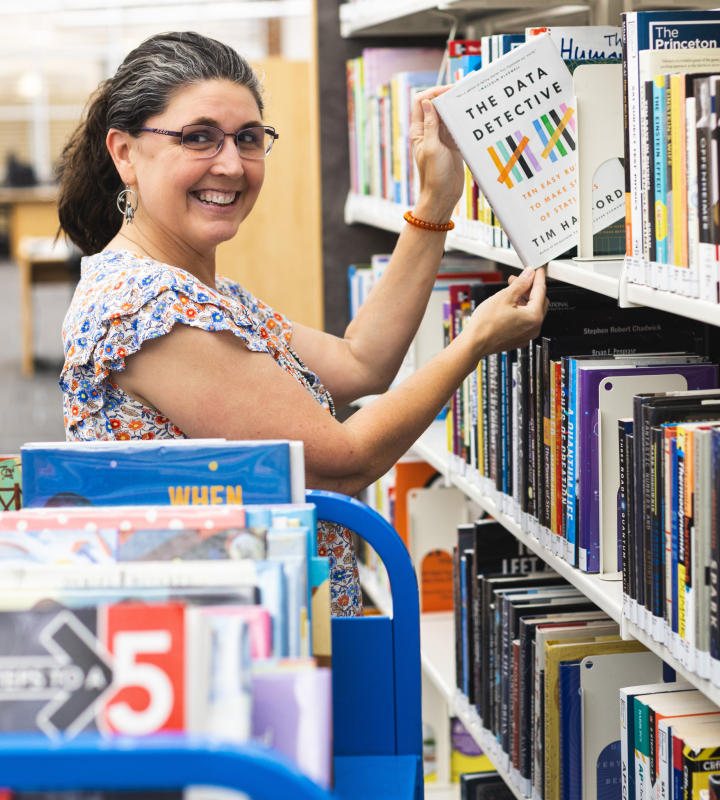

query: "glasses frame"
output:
138 124 279 159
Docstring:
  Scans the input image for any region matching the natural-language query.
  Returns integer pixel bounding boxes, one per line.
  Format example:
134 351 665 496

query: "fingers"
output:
527 265 546 311
411 85 454 129
507 267 535 303
422 99 441 143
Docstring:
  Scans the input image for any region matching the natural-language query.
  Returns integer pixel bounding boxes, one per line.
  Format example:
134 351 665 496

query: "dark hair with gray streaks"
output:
57 31 264 255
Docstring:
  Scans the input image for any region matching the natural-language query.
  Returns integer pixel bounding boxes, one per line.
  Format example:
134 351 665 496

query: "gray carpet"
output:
0 259 73 453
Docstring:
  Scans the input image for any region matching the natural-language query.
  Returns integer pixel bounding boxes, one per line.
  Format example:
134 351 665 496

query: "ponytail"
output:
56 32 265 256
57 81 124 256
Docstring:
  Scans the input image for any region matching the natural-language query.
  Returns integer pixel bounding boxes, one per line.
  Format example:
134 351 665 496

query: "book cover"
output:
21 440 304 507
545 638 648 800
0 456 21 512
433 34 579 267
559 660 582 800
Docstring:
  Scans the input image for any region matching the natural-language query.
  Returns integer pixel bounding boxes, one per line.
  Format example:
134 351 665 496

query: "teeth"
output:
196 192 236 205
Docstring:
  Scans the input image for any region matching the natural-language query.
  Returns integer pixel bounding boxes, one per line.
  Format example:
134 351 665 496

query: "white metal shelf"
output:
624 620 720 707
344 193 625 299
339 0 590 37
626 283 720 327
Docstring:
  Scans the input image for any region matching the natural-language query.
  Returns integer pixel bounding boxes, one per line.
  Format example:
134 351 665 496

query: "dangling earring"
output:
116 184 138 225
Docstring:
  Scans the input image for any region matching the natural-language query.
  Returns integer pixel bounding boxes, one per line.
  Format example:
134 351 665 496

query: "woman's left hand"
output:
409 85 465 223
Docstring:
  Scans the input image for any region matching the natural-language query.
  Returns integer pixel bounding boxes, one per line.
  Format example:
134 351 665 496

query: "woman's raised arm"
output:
289 85 467 409
112 267 547 496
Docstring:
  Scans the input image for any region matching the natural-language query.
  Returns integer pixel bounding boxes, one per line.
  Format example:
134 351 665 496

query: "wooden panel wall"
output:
216 56 324 330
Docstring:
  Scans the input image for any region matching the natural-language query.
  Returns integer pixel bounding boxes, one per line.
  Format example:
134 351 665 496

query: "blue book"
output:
21 440 305 508
496 34 526 57
671 434 680 643
653 76 668 264
565 357 578 565
559 660 582 800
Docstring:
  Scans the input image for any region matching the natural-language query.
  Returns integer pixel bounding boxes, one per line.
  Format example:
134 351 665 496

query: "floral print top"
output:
60 249 362 617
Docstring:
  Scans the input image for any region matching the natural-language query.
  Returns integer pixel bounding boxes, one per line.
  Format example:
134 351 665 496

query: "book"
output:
0 456 21 511
21 440 306 507
433 34 579 267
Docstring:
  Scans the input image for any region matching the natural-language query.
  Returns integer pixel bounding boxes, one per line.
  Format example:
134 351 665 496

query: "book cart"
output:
0 490 424 800
314 0 720 795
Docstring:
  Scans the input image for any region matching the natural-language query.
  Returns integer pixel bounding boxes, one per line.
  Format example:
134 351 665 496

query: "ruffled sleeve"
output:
60 251 290 439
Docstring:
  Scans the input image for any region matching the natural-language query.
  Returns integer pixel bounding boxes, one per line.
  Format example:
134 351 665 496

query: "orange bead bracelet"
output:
403 210 455 232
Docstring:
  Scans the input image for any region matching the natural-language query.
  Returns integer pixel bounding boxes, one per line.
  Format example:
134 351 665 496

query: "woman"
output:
58 32 548 616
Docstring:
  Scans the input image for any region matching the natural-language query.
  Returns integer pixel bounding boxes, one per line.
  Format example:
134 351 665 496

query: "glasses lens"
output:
237 127 273 159
182 125 224 158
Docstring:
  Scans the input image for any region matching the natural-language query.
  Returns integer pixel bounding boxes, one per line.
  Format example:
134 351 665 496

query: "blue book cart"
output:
0 490 423 800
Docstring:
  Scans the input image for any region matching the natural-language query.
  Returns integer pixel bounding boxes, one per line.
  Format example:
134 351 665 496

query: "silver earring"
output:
116 185 138 225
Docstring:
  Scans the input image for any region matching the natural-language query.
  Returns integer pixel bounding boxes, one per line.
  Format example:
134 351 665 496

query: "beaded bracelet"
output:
403 210 455 232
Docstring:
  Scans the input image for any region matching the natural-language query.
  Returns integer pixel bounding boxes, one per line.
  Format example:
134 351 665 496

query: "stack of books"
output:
0 439 333 790
619 389 720 689
622 9 720 302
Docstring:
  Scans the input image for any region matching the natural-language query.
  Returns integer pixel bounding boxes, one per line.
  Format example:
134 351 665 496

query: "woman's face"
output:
124 79 266 252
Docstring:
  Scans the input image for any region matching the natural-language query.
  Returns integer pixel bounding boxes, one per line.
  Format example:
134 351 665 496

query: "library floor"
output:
0 258 71 452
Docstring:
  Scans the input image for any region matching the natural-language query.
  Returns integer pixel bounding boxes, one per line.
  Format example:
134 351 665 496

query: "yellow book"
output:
670 74 683 268
465 165 473 222
391 76 401 190
544 636 648 800
682 733 720 800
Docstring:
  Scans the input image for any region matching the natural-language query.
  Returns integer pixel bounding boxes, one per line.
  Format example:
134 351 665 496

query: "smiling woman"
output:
55 31 548 616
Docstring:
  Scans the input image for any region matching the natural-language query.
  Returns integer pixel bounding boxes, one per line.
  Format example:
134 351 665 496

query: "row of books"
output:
0 441 333 789
445 280 714 573
347 27 628 262
451 519 720 800
623 9 720 302
617 390 720 688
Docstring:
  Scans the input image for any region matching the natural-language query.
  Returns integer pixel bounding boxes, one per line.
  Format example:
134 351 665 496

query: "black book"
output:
535 342 544 530
479 572 566 728
650 425 665 631
695 77 716 292
517 610 610 791
618 418 633 609
455 524 475 691
500 593 595 756
711 427 720 673
470 519 547 709
527 343 536 520
643 78 656 263
518 346 530 518
632 391 720 624
489 353 502 492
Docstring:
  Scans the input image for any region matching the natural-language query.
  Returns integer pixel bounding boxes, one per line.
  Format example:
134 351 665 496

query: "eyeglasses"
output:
139 124 279 160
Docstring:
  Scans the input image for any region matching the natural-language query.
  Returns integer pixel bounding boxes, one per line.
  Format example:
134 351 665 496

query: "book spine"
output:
501 598 511 755
550 359 558 546
654 77 669 276
513 639 521 776
642 79 654 280
627 432 636 622
534 643 544 800
461 552 469 695
649 706 657 800
712 430 720 686
513 360 520 515
473 564 483 712
678 433 687 665
684 429 696 671
647 80 657 269
672 437 681 658
453 545 463 691
501 353 509 494
555 360 564 555
666 73 676 292
536 343 545 543
483 357 490 485
519 347 528 521
528 343 537 526
620 421 629 607
622 14 636 281
695 78 716 302
664 430 674 645
633 397 645 627
709 78 720 304
519 625 532 791
651 426 665 643
565 359 577 565
489 354 500 492
695 430 711 678
561 357 570 559
678 79 690 284
621 691 632 800
543 343 552 546
626 13 644 282
687 96 700 299
643 404 655 633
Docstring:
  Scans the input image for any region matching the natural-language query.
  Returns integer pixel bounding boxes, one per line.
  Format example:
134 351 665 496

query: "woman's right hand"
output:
468 267 549 356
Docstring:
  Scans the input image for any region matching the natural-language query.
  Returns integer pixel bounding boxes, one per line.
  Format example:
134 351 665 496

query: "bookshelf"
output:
344 193 627 300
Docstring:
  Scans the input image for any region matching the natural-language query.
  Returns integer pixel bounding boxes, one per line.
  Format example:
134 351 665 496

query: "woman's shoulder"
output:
77 250 233 316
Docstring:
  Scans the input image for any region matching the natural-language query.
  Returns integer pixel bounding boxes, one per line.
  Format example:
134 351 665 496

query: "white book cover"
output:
433 34 578 268
526 26 622 60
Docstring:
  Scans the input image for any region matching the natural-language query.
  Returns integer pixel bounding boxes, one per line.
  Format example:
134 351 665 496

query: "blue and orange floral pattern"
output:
60 249 362 616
